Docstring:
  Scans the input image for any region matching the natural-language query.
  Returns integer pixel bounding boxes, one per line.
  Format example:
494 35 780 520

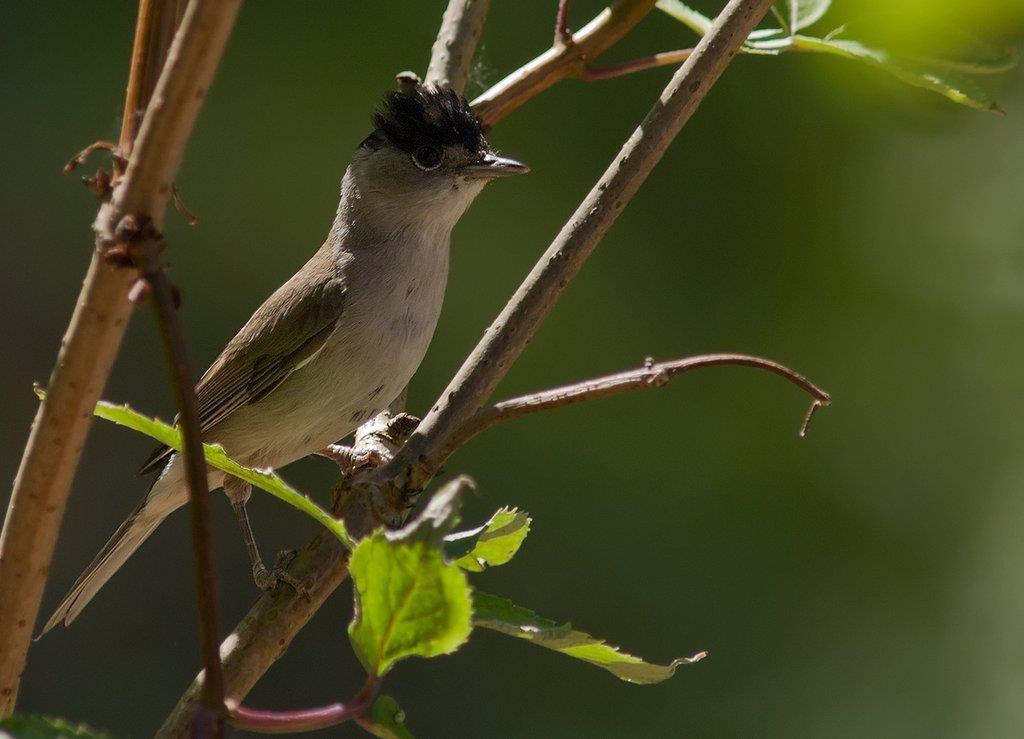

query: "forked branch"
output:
455 353 831 451
384 0 778 499
472 0 657 127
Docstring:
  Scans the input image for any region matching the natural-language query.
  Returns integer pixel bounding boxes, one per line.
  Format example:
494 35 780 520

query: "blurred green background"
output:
3 1 1024 736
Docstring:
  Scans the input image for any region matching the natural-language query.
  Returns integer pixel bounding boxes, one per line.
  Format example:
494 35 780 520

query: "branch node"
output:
554 0 574 47
798 398 828 438
172 184 199 225
81 169 113 201
395 70 422 92
62 140 119 175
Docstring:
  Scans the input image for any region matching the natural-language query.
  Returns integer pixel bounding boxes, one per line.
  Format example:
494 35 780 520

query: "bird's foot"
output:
318 444 384 475
385 412 420 444
252 550 311 600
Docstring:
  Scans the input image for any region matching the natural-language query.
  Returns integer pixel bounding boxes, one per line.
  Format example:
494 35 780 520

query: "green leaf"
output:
773 0 831 34
472 592 705 685
348 530 472 676
655 0 712 36
657 1 1010 112
360 696 415 739
792 35 1004 113
656 1 788 54
0 715 110 739
33 387 353 549
448 507 531 572
390 476 472 547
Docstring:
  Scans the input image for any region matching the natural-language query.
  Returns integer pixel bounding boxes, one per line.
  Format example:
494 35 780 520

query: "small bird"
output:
42 85 528 634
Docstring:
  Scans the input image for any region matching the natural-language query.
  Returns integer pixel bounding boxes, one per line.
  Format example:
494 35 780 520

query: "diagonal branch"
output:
0 0 241 715
380 0 778 504
426 0 491 90
472 0 657 127
580 48 694 80
456 353 831 448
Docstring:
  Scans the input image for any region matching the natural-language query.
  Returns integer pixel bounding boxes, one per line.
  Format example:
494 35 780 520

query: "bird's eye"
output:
412 145 442 171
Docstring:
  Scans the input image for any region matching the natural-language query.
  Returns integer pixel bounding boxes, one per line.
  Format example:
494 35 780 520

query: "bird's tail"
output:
40 470 187 636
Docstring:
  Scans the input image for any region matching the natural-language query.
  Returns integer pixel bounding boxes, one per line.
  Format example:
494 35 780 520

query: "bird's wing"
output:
138 263 347 475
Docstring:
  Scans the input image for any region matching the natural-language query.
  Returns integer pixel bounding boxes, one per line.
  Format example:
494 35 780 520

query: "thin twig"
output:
554 0 573 46
379 0 778 503
580 48 694 80
0 0 240 714
124 222 225 729
456 353 831 446
62 141 119 176
425 0 491 91
228 675 379 734
471 0 657 128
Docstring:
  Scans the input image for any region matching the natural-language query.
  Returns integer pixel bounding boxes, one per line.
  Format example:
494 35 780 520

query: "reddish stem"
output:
229 676 380 734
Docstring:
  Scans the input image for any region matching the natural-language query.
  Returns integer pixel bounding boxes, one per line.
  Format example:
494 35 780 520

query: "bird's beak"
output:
463 153 530 179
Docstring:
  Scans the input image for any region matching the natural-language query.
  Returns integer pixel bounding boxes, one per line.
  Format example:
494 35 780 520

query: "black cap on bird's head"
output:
373 85 486 154
363 85 528 179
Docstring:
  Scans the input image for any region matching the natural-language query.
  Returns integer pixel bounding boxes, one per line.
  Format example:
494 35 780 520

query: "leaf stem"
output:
228 676 379 734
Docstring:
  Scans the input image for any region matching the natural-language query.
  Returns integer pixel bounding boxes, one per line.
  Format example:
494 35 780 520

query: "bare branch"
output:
0 0 241 715
384 0 778 500
456 353 831 445
425 0 491 92
125 224 225 726
472 0 657 128
580 48 694 80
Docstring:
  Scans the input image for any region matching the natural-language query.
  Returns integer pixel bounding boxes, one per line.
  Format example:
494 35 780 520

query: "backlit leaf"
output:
473 592 705 684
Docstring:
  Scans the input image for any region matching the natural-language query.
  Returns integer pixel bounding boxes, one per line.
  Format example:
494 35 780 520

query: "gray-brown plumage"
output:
42 86 527 634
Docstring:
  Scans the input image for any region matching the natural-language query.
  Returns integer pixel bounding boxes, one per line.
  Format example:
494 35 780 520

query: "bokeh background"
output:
3 1 1024 736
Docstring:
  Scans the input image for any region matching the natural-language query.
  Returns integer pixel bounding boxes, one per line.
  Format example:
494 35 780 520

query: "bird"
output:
41 84 528 635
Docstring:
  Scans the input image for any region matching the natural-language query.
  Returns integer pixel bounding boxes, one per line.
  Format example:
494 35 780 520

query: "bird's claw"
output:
253 550 310 600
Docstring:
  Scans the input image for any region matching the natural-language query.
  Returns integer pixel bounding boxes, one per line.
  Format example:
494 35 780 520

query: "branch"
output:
471 0 658 128
580 48 694 80
381 0 778 503
125 225 225 727
425 0 491 92
0 0 240 714
456 353 831 447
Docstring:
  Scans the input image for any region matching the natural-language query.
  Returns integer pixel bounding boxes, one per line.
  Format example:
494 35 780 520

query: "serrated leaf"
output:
472 592 705 685
0 715 110 739
348 531 472 676
448 508 531 572
33 388 353 549
390 477 472 547
793 35 1004 112
773 0 831 33
359 696 415 739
